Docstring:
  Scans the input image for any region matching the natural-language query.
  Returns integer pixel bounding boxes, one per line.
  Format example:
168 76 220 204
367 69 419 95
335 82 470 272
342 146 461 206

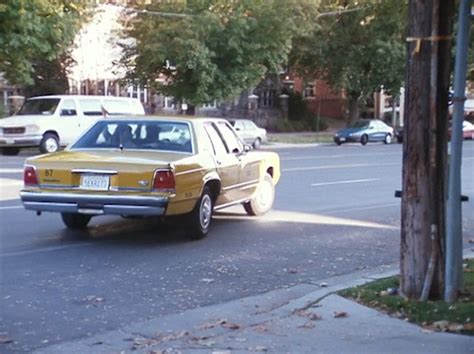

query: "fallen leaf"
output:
333 311 348 318
249 346 268 352
298 321 316 329
0 336 13 344
308 313 322 321
221 322 240 330
252 324 268 333
200 278 215 284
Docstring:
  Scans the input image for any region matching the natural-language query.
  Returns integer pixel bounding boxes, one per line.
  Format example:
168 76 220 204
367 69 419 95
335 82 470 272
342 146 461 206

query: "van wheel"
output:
1 147 20 156
61 213 92 230
40 133 59 153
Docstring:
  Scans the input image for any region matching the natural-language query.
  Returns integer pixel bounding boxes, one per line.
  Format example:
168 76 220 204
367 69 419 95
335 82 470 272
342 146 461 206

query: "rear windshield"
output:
71 120 193 153
350 120 370 128
17 98 60 115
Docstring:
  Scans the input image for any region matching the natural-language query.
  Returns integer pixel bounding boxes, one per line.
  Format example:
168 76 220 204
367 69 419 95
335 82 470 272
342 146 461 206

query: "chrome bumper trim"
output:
20 191 168 216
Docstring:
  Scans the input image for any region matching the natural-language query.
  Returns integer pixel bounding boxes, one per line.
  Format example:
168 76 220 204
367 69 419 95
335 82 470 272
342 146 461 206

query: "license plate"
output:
5 139 15 145
339 137 346 142
80 174 110 191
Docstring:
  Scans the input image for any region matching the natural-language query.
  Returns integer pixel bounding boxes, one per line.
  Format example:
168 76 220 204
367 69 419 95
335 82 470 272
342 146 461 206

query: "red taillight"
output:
24 165 38 186
153 170 175 191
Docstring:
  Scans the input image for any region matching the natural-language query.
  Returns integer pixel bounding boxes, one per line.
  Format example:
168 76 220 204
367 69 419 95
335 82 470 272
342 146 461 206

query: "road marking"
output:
311 178 379 187
0 168 23 173
283 162 399 172
281 152 401 161
0 178 22 201
0 205 23 210
1 242 95 258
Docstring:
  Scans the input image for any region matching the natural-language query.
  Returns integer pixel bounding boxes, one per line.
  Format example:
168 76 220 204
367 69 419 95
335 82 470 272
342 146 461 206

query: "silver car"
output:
229 119 267 149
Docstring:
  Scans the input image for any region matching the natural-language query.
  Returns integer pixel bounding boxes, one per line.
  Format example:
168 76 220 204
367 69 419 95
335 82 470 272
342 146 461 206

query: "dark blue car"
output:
333 119 394 145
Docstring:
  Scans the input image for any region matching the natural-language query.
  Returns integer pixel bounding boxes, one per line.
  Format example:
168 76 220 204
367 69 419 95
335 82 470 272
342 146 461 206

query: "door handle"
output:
216 160 222 166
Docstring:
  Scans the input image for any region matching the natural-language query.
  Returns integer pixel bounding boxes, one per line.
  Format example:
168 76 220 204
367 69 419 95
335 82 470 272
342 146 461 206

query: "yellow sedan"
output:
20 117 280 240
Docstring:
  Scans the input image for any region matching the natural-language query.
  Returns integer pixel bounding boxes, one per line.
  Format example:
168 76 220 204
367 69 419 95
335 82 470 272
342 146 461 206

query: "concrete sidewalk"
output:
35 265 474 354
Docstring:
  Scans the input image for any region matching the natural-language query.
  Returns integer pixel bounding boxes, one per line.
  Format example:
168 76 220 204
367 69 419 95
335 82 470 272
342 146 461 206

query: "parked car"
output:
0 95 144 155
448 120 474 140
228 119 267 149
20 117 280 240
333 119 394 145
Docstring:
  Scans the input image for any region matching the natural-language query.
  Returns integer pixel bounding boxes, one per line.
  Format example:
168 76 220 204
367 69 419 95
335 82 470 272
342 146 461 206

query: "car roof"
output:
27 95 140 101
97 115 230 124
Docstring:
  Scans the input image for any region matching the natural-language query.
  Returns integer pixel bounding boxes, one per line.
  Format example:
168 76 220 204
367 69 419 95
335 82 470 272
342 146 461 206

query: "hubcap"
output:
45 138 58 152
199 194 212 230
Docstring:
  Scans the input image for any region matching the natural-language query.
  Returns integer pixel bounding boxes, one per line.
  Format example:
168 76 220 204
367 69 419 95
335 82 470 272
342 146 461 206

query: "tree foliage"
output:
120 0 316 105
291 0 407 122
0 0 86 85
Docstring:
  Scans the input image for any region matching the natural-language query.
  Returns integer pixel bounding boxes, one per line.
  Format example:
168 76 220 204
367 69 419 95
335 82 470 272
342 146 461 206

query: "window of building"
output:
164 96 176 110
260 89 275 107
303 83 315 98
201 100 217 109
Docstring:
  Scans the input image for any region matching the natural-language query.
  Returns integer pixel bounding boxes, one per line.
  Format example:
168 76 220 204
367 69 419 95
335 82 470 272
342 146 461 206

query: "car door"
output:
216 121 259 201
203 122 241 206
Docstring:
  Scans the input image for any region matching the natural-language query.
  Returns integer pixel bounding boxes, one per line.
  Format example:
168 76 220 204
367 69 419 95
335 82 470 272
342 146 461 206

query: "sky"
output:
70 4 128 82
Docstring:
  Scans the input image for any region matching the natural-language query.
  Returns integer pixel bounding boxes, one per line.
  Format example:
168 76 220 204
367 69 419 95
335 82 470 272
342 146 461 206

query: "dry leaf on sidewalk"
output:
219 319 240 330
298 321 316 329
0 335 13 344
333 311 348 318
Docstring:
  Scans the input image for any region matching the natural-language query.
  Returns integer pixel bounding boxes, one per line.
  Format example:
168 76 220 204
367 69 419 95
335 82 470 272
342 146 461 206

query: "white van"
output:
0 95 145 155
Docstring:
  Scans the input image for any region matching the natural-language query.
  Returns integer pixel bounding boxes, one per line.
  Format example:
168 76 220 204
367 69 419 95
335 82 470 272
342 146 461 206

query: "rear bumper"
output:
20 190 168 216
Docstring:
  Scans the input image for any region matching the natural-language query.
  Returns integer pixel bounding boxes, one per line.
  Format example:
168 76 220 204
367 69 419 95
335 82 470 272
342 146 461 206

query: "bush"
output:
286 92 328 132
268 117 328 133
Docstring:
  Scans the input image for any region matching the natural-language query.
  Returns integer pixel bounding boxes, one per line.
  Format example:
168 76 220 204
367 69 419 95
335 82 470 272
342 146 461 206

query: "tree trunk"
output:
347 91 360 124
400 0 454 300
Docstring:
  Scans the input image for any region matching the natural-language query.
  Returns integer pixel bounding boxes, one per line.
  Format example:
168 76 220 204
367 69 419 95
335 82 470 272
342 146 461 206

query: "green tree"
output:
121 0 316 105
291 0 407 123
0 0 86 85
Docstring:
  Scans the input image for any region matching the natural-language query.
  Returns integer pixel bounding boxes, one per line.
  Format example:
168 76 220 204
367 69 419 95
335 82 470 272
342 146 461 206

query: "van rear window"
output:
79 99 102 116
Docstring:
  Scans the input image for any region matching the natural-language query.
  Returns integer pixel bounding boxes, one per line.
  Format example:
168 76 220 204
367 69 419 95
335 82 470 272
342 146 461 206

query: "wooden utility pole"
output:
400 0 454 300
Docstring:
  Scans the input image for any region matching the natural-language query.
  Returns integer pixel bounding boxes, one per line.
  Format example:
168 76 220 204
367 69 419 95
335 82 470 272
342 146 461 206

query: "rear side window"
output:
60 99 77 116
217 122 242 153
204 123 227 156
102 100 132 115
79 99 102 116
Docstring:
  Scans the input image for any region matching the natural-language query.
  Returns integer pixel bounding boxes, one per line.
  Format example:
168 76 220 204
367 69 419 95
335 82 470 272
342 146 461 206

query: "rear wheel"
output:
243 173 275 216
384 134 392 144
189 186 213 240
61 213 92 230
40 133 59 153
360 134 368 145
1 147 20 156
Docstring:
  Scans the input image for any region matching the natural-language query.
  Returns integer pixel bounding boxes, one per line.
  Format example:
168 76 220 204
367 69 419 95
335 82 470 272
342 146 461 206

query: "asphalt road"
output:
1 142 473 352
